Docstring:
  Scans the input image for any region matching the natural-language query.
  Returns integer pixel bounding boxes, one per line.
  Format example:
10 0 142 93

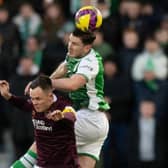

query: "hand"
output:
104 96 112 104
0 80 11 100
46 110 64 121
24 81 32 95
0 80 9 88
144 71 156 81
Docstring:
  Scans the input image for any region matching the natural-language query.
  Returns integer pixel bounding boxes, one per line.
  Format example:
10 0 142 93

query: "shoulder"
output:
53 95 72 111
134 52 147 62
84 49 99 61
79 49 100 68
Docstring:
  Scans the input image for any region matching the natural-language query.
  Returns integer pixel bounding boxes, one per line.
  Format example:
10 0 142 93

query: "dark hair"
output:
72 28 96 45
27 35 41 45
140 98 155 105
20 2 33 8
145 36 156 42
123 27 138 35
30 75 52 91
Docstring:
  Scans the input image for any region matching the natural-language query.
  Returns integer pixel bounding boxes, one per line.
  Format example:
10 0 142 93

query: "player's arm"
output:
0 80 32 112
51 58 96 91
50 61 67 79
51 74 87 91
0 80 12 100
47 106 76 122
25 62 67 95
24 62 67 95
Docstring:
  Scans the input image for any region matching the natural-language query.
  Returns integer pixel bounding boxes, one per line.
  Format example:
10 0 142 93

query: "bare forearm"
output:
51 74 86 92
51 78 76 91
50 62 67 79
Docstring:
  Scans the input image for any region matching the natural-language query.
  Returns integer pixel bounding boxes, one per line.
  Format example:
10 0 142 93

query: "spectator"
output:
160 15 168 31
0 6 21 80
132 37 168 117
97 0 121 49
93 29 114 60
40 2 73 75
118 28 141 78
155 28 168 55
132 37 167 89
42 2 74 43
13 2 42 45
128 100 166 168
8 56 39 159
40 38 66 75
0 6 21 148
141 2 161 32
102 57 133 168
25 36 43 69
119 0 151 42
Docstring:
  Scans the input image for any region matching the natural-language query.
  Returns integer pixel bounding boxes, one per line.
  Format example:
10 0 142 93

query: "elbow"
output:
68 80 83 91
68 83 79 91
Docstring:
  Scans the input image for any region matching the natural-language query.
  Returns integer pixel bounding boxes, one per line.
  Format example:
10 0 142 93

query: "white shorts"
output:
75 108 109 161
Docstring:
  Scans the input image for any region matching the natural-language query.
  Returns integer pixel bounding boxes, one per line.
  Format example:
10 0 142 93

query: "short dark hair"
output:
139 98 155 106
30 75 52 91
72 28 96 45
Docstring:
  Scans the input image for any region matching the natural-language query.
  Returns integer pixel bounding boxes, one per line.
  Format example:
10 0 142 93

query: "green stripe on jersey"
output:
66 49 110 111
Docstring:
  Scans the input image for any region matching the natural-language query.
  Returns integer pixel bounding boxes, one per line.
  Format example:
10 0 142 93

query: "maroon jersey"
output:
9 95 79 168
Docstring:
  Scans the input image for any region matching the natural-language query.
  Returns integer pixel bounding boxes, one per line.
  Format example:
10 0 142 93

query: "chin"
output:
69 54 75 58
35 108 42 112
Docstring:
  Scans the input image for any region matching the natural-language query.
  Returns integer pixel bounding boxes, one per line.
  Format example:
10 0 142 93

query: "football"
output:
75 6 103 32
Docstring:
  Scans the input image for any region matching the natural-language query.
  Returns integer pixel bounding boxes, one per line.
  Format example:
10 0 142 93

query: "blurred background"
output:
0 0 167 167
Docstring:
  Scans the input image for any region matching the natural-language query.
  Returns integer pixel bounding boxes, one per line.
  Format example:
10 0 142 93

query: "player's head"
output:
68 28 96 58
30 75 54 112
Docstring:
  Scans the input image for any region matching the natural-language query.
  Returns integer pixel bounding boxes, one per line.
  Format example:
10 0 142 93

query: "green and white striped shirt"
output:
66 49 110 111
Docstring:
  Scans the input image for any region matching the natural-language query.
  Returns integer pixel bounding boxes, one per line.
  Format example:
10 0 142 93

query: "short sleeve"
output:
76 57 98 81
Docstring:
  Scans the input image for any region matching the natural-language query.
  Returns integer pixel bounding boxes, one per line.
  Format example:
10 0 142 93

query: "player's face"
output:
67 34 88 58
30 87 53 112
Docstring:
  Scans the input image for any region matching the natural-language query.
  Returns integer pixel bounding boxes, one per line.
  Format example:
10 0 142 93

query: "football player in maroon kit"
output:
0 75 79 168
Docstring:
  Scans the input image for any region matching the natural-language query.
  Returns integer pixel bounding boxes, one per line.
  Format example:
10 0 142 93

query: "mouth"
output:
34 105 40 110
68 50 72 55
34 106 42 112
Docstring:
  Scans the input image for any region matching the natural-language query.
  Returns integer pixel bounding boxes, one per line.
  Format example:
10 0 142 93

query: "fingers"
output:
46 110 64 121
0 80 9 91
0 80 9 86
0 81 11 100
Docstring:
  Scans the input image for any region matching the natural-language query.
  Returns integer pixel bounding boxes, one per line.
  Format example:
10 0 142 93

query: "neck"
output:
80 49 91 58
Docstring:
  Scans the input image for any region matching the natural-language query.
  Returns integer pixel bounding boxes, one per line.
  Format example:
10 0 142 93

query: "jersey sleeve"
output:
9 95 33 112
76 57 98 81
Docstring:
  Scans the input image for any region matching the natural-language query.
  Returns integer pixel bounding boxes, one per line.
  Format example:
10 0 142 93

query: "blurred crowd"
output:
0 0 167 168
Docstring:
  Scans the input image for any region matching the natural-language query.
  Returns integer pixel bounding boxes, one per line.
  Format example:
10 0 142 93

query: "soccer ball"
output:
75 6 103 32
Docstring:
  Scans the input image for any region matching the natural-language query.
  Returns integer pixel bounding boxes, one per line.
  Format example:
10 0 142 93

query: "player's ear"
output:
48 92 53 99
84 44 91 52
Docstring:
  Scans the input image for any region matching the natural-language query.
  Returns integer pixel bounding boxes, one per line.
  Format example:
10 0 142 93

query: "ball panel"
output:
76 14 90 31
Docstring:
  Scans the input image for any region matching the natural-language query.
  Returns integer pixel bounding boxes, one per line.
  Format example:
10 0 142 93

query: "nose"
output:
32 100 38 106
